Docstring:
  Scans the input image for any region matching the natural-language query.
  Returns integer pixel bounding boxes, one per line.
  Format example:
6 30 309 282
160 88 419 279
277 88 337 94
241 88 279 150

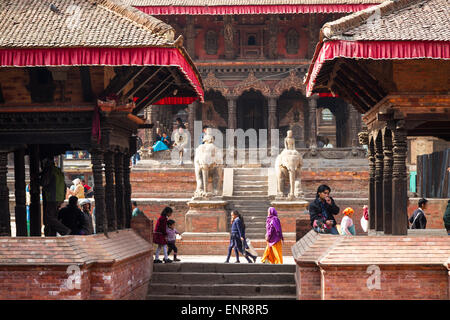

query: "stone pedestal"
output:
270 200 309 235
185 200 228 233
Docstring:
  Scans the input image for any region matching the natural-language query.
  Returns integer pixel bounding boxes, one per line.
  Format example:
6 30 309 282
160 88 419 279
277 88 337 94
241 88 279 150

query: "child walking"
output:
340 207 356 235
167 219 181 262
153 207 173 263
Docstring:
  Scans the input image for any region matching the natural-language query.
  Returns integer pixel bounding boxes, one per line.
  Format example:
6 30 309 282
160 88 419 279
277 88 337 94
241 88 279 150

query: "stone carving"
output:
232 71 271 97
194 129 223 198
358 130 369 145
275 130 304 199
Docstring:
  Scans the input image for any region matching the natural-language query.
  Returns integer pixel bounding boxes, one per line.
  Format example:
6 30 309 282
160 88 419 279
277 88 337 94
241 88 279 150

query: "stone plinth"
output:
185 199 228 233
270 200 309 234
292 230 450 300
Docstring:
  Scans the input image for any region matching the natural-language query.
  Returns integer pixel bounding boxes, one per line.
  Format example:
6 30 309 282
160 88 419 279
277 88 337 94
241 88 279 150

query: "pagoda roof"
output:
0 0 204 103
305 0 450 96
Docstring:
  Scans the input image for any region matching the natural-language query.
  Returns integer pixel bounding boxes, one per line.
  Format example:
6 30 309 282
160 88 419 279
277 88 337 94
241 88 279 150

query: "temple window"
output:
205 30 218 55
247 35 257 46
286 28 299 54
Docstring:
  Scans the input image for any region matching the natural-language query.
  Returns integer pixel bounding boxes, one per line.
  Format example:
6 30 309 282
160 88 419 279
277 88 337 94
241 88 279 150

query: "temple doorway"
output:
236 89 267 131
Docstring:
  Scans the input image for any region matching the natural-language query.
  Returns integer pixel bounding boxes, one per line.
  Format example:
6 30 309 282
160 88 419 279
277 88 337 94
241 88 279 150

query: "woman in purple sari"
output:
261 207 284 264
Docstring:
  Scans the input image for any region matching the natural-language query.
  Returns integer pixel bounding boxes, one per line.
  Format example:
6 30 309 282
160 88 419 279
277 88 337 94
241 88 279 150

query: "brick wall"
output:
131 169 196 197
296 264 322 300
321 265 449 300
0 230 152 300
407 198 447 229
0 68 31 104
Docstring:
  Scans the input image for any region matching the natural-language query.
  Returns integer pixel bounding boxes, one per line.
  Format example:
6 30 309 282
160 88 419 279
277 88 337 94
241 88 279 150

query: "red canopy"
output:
0 46 204 104
305 40 450 96
136 4 377 15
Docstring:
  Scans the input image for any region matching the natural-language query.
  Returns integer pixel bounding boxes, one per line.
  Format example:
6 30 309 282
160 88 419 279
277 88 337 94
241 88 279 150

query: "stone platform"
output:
293 230 450 300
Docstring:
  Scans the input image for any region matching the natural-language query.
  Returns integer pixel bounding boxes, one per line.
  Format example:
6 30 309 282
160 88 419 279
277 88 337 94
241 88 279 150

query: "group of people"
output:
66 178 94 199
150 118 189 165
57 196 95 235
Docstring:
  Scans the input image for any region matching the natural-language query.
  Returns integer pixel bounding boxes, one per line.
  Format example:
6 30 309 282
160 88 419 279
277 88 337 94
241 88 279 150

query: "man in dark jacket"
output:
58 196 84 235
442 199 450 235
309 184 340 235
409 198 428 229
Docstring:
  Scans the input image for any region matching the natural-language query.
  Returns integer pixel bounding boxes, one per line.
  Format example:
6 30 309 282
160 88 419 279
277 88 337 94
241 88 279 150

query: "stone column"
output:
123 152 132 229
92 150 106 234
308 96 318 148
349 105 360 148
374 133 384 232
188 100 197 148
368 136 376 231
0 152 11 236
104 151 117 231
227 95 237 130
383 127 393 234
29 145 42 236
392 120 408 235
115 152 125 229
14 149 27 236
268 96 278 132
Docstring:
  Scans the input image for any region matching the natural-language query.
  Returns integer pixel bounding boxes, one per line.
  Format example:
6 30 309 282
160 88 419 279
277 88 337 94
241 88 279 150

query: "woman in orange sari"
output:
261 207 284 264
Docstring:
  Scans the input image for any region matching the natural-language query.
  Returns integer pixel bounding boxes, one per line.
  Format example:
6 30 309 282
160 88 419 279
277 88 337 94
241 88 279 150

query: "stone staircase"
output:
228 168 270 240
147 262 296 300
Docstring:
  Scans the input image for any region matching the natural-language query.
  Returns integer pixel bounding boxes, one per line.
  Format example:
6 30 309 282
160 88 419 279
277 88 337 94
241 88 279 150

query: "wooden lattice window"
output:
286 28 299 54
205 30 218 55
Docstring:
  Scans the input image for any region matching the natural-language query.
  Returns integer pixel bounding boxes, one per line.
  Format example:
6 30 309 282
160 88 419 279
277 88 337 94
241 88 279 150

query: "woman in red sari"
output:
153 206 173 263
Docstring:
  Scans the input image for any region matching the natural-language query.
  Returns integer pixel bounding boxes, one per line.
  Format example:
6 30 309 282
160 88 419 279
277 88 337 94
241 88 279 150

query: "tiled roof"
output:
292 230 342 264
0 0 175 48
0 229 151 266
322 0 450 41
125 0 384 5
319 236 450 266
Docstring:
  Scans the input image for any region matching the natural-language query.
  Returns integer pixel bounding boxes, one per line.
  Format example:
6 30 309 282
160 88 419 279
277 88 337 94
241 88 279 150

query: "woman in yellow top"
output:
261 207 284 264
72 178 85 199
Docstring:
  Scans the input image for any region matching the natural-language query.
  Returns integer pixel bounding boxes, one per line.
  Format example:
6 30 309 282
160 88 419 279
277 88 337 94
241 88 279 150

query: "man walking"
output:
409 198 428 229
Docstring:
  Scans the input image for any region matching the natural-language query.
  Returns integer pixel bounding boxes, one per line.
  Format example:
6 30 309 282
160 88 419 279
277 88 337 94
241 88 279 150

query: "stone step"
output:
153 262 295 273
146 294 296 300
233 191 267 196
147 283 296 296
151 272 295 284
233 185 268 191
234 176 268 182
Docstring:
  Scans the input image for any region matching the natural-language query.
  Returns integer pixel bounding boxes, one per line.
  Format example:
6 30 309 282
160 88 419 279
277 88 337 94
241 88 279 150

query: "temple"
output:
125 0 386 149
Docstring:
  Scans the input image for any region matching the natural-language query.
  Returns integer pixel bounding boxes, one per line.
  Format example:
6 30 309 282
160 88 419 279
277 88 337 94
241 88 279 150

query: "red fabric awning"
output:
136 4 377 15
0 46 204 104
305 40 450 96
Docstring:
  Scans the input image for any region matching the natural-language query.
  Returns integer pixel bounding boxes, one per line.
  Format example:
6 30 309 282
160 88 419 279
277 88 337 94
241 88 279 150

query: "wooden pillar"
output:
224 15 234 60
392 120 408 235
123 153 132 229
0 152 11 236
383 128 393 234
104 151 117 231
227 95 237 130
92 150 106 234
14 149 27 236
29 145 41 236
115 152 125 229
186 16 196 59
368 137 376 231
308 96 318 148
375 132 384 232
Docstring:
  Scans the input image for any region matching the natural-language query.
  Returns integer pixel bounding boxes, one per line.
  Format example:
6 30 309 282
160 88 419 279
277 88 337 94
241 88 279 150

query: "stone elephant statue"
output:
193 133 223 198
275 149 303 199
